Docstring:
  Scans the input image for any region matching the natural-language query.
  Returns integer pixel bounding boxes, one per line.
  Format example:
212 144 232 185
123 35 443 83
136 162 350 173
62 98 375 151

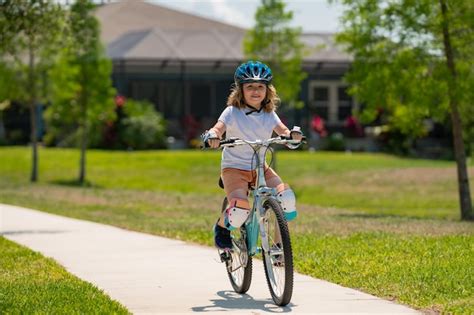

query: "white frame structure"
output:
308 80 358 125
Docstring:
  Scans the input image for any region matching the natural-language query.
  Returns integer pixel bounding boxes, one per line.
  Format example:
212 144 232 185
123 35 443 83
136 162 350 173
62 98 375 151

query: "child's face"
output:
242 82 267 107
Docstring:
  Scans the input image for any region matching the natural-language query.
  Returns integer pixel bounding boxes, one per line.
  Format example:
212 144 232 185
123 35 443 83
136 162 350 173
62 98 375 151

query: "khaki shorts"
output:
221 167 280 196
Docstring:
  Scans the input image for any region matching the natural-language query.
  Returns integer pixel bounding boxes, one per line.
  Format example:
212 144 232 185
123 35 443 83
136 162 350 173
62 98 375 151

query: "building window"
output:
310 86 329 121
129 81 159 105
190 83 211 120
337 86 354 121
308 81 357 125
161 81 183 119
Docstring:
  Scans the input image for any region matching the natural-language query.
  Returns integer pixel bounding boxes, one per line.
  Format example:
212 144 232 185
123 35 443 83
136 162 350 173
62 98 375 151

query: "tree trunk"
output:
78 79 87 184
79 116 87 184
440 0 473 220
28 44 38 183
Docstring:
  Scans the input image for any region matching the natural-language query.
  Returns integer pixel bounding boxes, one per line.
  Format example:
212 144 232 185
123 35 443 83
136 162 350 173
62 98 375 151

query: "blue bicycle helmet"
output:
234 60 273 85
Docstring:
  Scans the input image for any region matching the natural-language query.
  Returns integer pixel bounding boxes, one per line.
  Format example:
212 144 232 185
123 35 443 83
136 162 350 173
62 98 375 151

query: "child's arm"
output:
209 121 226 139
206 121 226 148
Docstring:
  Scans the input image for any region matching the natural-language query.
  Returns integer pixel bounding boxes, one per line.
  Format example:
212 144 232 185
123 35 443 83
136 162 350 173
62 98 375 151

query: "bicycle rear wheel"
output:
221 198 252 293
261 198 293 306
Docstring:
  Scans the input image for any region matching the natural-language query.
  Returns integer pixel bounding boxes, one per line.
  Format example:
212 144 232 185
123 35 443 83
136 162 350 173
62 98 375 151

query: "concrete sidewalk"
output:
1 203 420 314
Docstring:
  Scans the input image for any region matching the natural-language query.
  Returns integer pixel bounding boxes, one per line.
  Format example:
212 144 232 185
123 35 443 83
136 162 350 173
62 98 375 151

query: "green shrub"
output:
119 99 166 150
324 132 346 151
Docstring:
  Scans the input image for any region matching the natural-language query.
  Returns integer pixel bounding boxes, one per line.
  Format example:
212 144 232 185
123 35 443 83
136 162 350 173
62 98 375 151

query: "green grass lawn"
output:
1 146 473 313
0 237 128 314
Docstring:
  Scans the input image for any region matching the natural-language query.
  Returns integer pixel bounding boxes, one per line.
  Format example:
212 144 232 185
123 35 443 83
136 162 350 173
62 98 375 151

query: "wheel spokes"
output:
229 231 248 284
263 208 286 298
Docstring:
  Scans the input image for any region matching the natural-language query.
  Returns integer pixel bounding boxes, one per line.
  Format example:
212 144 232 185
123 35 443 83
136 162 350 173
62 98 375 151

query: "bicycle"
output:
206 135 304 306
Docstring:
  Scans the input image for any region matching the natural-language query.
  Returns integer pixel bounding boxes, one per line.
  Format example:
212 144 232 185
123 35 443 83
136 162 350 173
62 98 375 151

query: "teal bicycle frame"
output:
220 137 300 257
245 152 277 256
216 135 303 306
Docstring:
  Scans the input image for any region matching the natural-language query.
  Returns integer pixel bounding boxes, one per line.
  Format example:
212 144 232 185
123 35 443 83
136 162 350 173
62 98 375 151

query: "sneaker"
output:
214 224 233 249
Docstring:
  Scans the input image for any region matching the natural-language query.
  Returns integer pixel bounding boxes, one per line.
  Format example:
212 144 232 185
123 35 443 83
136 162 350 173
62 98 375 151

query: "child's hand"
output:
290 126 303 141
209 138 220 148
202 130 220 148
290 132 303 141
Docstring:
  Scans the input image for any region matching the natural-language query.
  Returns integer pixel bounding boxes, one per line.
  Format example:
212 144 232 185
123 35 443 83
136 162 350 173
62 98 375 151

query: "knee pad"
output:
276 184 297 221
224 198 250 231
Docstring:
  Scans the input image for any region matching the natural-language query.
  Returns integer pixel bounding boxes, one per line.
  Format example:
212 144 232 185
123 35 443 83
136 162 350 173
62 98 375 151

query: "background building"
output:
96 1 356 146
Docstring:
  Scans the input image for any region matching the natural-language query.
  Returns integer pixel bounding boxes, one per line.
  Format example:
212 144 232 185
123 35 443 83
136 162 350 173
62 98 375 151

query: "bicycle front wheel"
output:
261 198 294 306
221 198 253 293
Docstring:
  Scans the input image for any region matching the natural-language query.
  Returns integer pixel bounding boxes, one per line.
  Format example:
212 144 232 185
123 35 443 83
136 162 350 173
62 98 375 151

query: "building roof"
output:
107 27 245 61
96 0 245 44
96 1 350 63
301 33 351 63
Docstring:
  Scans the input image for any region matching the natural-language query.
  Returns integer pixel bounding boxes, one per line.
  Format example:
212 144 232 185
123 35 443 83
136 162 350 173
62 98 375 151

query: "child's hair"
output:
226 83 280 113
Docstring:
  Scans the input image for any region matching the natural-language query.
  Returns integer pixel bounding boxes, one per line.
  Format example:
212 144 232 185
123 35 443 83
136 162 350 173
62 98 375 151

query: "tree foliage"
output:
335 0 473 137
244 0 307 108
46 0 116 183
0 0 65 182
45 52 115 148
334 0 473 220
0 62 19 104
0 63 18 144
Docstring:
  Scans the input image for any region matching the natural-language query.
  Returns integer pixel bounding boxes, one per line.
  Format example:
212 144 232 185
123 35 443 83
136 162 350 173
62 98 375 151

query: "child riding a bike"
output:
202 60 303 250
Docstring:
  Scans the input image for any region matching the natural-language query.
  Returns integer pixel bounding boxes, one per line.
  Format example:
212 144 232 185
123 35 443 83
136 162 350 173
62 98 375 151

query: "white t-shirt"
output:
218 106 281 170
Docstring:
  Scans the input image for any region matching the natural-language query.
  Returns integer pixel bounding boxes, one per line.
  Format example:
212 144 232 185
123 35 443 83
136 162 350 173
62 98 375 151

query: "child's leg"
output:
264 166 283 188
219 168 252 229
265 172 283 188
265 167 298 222
263 168 284 244
217 189 248 227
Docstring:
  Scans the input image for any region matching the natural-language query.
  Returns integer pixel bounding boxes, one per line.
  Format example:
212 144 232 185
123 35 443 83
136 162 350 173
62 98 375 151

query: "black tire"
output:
221 197 253 293
261 198 293 306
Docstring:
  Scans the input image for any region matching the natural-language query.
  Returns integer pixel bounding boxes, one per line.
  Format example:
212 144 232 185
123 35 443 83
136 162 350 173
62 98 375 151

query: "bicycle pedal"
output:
219 249 232 263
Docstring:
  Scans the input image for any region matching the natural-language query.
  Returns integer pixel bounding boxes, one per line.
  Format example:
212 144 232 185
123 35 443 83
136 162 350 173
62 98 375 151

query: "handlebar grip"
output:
279 135 307 143
220 137 238 145
202 137 237 149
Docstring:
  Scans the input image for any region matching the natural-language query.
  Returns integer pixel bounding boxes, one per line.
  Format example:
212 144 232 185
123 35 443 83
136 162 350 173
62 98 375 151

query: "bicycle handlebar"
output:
204 135 306 149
